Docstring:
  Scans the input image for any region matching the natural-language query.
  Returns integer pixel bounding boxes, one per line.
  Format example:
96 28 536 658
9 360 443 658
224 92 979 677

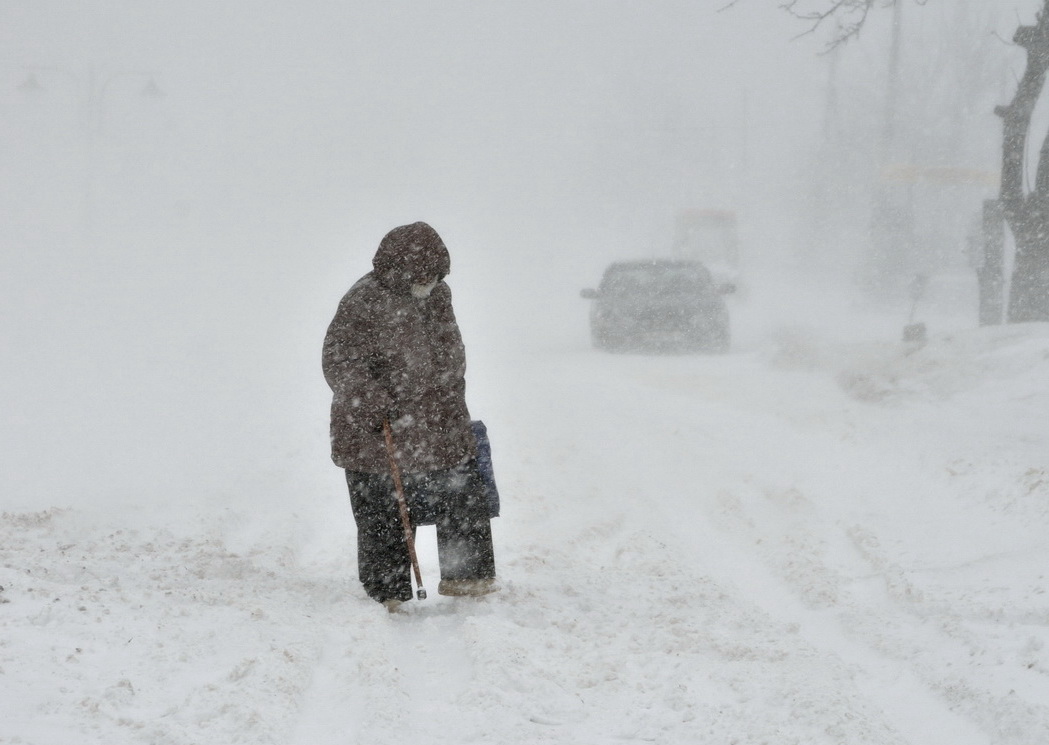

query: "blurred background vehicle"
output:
671 208 742 293
580 259 734 353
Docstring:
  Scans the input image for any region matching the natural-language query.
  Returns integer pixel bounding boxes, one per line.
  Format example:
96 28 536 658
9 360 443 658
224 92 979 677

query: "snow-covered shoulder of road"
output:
3 322 1048 744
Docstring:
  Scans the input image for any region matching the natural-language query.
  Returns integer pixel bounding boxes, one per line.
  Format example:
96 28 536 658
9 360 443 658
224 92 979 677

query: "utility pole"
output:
881 0 903 158
868 0 913 296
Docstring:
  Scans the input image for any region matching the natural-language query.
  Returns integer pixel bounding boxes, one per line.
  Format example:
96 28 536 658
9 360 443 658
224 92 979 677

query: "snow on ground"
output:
3 319 1049 744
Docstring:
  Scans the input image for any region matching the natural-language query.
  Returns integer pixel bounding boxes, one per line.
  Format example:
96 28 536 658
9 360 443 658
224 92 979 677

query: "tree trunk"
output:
1008 207 1049 322
996 0 1049 322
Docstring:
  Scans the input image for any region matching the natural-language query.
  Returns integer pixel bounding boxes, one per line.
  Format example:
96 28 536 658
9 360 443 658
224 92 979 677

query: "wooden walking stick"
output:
382 420 427 600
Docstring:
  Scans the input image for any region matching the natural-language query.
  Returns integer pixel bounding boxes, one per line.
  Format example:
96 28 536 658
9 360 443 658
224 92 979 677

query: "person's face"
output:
411 277 438 299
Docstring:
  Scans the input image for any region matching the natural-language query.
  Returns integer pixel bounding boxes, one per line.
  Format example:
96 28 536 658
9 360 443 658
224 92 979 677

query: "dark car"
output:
580 260 733 353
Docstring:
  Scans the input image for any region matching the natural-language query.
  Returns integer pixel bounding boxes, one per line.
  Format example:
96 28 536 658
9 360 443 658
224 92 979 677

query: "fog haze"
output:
0 2 1032 510
7 6 1049 743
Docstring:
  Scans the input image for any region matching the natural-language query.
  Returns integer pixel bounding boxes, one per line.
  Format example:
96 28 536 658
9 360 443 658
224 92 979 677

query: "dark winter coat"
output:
322 222 475 473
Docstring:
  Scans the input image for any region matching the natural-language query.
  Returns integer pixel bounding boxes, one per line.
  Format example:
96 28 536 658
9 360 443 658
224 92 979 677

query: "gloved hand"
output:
388 413 414 434
362 389 394 433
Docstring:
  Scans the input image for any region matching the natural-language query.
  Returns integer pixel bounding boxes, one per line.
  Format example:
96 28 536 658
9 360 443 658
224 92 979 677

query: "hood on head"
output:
372 222 451 293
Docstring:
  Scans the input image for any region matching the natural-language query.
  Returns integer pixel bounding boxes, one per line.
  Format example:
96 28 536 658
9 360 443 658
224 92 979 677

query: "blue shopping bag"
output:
405 421 500 525
471 420 500 519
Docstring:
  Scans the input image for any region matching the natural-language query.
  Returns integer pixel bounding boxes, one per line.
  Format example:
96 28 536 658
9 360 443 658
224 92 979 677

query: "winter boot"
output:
437 578 498 597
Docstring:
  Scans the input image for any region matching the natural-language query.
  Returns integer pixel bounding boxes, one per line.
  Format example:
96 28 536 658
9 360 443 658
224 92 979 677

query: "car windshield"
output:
601 264 711 295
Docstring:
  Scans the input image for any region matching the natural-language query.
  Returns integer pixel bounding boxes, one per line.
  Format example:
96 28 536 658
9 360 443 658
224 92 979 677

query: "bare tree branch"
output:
775 0 937 49
781 0 880 49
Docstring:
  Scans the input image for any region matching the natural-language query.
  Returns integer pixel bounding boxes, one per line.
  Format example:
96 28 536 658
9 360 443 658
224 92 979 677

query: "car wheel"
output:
594 326 631 352
591 327 613 351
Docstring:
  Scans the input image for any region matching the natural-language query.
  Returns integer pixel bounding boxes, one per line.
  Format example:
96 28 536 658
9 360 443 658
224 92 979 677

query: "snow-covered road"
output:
3 322 1048 744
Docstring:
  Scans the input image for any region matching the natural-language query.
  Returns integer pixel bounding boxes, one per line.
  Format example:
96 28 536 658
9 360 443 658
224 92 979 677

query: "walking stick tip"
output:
417 587 427 600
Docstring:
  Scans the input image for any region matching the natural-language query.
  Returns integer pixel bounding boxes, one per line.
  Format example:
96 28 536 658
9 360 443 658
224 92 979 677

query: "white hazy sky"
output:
2 1 830 234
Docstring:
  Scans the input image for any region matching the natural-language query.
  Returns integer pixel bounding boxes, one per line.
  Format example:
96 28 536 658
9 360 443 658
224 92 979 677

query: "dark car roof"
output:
606 259 704 267
600 260 714 286
603 259 710 273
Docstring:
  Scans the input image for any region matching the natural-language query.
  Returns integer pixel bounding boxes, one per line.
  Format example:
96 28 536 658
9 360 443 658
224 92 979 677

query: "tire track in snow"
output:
704 483 995 745
495 348 1009 744
472 523 912 744
845 526 1049 744
567 338 1049 745
704 466 1049 744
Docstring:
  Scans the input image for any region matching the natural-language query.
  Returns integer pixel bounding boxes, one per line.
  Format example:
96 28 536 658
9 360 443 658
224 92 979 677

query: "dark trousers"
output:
345 460 496 603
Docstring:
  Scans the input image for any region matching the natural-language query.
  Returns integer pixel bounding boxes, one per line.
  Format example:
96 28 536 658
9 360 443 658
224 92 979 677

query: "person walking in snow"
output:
322 222 497 607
